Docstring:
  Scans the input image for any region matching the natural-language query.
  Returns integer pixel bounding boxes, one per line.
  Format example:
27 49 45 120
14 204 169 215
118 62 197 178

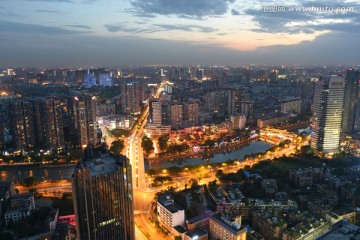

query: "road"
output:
16 180 72 197
126 84 164 190
135 213 172 240
135 224 149 240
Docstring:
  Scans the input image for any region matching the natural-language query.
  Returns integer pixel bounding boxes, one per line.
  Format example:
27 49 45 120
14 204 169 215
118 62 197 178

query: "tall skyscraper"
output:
161 101 171 125
170 103 183 129
149 98 162 126
183 101 199 127
241 100 254 125
228 89 243 115
120 82 146 114
99 73 113 87
68 94 98 148
10 100 36 149
44 98 65 150
342 69 360 134
34 98 64 151
83 70 97 88
72 152 135 240
0 116 4 150
311 76 345 155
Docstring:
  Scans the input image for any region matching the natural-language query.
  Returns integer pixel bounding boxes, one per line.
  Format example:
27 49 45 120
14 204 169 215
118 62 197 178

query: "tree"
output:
158 134 170 151
204 139 215 148
21 177 38 187
110 129 130 138
167 144 188 154
189 179 198 188
52 197 74 213
142 136 154 155
110 140 125 154
0 232 13 240
12 219 35 238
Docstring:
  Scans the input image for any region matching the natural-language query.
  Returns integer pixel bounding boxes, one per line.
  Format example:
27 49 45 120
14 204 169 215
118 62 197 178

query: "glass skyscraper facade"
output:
342 69 360 133
72 154 135 240
311 76 345 154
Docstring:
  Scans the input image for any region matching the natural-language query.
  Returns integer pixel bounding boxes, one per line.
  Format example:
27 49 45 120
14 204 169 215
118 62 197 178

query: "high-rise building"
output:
171 103 183 129
241 100 255 125
10 100 36 149
120 82 146 114
342 69 360 134
72 153 135 240
0 116 4 150
149 99 162 126
68 94 98 148
230 114 246 130
228 89 243 115
311 76 345 155
99 73 113 87
43 98 65 150
34 98 64 150
161 101 171 125
183 101 199 127
281 98 302 114
83 70 97 88
75 69 86 84
7 68 15 76
204 89 228 115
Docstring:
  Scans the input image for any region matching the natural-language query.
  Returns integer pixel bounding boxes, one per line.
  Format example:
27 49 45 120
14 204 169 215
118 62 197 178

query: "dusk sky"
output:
0 0 359 67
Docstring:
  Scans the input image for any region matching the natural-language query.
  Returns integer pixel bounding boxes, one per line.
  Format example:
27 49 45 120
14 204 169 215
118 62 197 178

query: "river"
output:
0 165 75 183
0 141 271 182
146 140 271 169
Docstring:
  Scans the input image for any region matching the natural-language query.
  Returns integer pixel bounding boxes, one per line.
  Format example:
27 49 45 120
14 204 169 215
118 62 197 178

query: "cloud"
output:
0 11 26 19
133 12 157 18
36 9 62 13
245 0 360 34
26 0 73 2
129 0 235 19
104 24 135 33
231 9 240 15
104 23 217 34
103 24 154 34
65 24 91 30
0 21 83 35
154 24 218 33
1 29 360 67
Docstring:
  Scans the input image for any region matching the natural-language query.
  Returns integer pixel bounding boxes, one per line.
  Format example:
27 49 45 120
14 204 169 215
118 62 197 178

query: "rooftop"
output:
210 214 246 235
78 154 128 176
316 219 360 240
186 229 208 238
157 193 184 213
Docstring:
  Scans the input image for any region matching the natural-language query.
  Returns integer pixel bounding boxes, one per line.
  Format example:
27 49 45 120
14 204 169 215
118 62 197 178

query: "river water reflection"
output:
147 140 271 169
0 141 271 182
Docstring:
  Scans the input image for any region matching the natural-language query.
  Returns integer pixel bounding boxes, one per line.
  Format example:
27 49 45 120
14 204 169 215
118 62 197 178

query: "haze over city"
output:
1 0 360 67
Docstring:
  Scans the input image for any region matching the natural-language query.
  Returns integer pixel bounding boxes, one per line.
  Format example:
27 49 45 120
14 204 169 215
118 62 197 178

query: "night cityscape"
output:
0 1 360 240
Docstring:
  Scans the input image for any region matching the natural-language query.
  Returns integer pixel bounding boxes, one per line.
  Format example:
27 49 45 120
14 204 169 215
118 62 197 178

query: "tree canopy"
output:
158 134 170 151
142 136 154 155
110 140 125 154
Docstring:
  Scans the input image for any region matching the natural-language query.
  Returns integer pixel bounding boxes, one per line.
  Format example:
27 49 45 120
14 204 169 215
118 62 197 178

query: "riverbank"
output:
147 140 271 169
0 162 77 170
147 136 261 164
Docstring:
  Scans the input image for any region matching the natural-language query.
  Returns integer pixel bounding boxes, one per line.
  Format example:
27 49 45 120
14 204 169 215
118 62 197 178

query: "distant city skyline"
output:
0 0 359 67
